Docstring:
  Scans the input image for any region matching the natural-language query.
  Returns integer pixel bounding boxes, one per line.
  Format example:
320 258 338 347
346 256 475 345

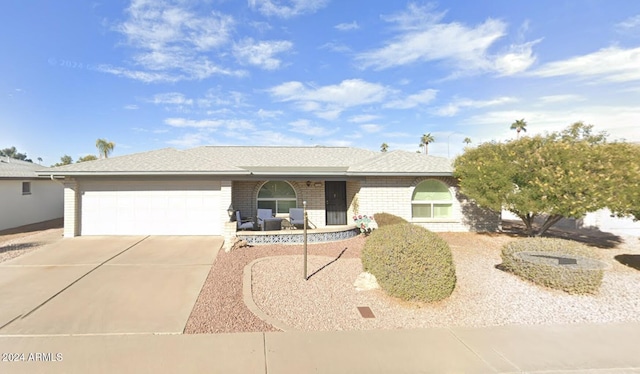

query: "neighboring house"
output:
502 210 640 237
0 157 63 231
582 209 640 237
38 146 500 239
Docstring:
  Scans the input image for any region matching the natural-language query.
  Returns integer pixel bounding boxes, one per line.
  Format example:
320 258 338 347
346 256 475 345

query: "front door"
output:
325 181 347 225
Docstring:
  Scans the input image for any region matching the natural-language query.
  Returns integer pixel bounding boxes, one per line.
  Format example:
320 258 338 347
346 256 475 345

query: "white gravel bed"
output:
250 236 640 331
0 228 63 263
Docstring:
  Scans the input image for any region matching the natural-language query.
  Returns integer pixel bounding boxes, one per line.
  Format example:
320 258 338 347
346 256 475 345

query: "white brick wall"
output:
63 178 79 237
357 176 499 232
232 180 326 226
231 177 500 233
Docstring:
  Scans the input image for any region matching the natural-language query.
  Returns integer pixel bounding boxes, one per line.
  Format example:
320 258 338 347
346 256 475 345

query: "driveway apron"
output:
0 236 222 335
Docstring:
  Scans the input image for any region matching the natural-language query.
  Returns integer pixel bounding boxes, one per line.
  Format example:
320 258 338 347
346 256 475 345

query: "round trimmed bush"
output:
500 238 605 294
372 212 408 228
362 223 456 302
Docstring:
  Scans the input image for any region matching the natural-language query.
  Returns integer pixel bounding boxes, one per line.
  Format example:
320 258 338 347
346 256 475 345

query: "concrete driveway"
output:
0 236 222 335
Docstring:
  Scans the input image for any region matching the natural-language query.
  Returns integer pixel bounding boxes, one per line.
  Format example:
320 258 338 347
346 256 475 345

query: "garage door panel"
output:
81 180 221 236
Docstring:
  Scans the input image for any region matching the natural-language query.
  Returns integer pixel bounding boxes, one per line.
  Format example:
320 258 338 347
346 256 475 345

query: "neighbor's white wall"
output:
583 209 640 237
0 179 63 231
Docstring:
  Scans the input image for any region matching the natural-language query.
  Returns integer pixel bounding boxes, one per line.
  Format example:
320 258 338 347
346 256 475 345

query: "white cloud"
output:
335 21 359 31
463 105 640 143
616 14 640 34
348 114 380 123
124 104 139 110
107 0 245 82
356 3 537 76
165 118 222 128
197 89 247 108
538 95 584 104
167 132 214 148
268 79 389 119
532 46 640 83
435 96 516 117
164 117 254 130
289 119 337 136
257 108 284 118
360 124 383 133
319 42 351 53
150 92 193 106
248 0 329 18
384 88 438 109
232 38 293 70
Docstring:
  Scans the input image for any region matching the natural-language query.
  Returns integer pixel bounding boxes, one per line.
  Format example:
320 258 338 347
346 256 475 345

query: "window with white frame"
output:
22 181 31 195
257 181 297 214
411 180 453 219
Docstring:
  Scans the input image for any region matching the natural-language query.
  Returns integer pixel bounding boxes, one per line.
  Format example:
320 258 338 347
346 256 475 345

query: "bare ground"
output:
0 219 63 263
185 225 640 334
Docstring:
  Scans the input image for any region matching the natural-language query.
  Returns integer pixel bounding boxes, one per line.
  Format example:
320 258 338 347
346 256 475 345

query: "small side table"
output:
263 218 283 231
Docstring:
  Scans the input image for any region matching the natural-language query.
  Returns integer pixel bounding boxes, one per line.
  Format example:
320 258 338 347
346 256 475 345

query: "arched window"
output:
257 181 297 214
412 180 453 219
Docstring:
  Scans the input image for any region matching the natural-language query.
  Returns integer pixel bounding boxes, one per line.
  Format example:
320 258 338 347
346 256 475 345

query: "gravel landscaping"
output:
0 219 63 263
186 230 640 334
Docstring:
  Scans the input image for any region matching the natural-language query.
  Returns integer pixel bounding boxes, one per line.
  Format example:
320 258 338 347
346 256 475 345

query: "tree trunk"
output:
517 212 536 236
535 214 564 237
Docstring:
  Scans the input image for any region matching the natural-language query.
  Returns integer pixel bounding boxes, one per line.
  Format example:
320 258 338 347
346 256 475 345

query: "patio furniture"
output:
263 217 283 231
289 208 304 229
236 211 254 231
257 209 273 230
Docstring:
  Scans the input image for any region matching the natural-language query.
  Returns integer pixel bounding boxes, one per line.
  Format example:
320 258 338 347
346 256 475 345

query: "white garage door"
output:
80 180 221 235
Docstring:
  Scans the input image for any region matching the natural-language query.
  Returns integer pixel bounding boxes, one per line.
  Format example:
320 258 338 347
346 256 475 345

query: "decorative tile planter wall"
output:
238 228 360 245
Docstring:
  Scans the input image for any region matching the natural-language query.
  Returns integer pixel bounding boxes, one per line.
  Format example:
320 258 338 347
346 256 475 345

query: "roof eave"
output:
36 170 250 177
346 171 454 177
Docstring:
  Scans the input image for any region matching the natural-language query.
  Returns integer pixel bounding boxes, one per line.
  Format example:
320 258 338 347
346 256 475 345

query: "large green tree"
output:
53 155 73 167
1 146 31 162
77 154 98 163
454 122 639 236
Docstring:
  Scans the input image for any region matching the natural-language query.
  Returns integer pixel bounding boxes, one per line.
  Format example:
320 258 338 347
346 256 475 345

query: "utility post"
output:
303 200 308 280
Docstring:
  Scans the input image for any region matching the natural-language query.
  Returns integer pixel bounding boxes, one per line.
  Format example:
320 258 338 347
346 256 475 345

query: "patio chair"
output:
289 208 305 228
236 211 254 231
257 208 273 230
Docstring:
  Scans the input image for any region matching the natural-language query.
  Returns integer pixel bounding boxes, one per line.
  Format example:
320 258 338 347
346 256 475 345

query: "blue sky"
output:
2 1 640 165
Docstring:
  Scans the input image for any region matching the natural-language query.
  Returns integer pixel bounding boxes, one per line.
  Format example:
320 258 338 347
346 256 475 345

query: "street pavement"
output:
1 322 640 373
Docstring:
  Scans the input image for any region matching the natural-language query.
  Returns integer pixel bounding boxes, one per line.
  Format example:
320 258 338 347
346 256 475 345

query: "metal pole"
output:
303 201 308 280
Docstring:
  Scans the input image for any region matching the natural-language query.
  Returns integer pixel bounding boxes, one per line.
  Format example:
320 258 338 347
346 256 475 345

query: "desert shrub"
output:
500 238 605 294
362 223 456 302
372 212 408 228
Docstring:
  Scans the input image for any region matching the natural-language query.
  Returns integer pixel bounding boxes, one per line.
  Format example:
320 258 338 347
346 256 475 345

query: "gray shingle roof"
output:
348 150 453 174
39 146 453 177
0 158 50 178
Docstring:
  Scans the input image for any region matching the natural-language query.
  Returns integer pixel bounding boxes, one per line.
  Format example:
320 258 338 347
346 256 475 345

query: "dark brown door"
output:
325 181 347 225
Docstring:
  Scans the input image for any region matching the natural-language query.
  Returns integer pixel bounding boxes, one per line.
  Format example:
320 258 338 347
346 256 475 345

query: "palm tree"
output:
37 157 43 164
419 133 435 155
510 119 527 139
463 137 472 145
380 142 389 152
96 138 115 158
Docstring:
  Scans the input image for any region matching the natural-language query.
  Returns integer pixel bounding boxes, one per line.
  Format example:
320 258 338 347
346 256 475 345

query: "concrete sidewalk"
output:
1 322 640 373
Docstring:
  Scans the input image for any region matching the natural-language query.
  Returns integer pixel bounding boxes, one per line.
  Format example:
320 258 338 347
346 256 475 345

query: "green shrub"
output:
500 238 605 294
372 212 408 228
362 223 456 302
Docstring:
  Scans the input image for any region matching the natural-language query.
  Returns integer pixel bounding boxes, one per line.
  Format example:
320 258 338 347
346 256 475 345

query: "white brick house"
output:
39 146 500 238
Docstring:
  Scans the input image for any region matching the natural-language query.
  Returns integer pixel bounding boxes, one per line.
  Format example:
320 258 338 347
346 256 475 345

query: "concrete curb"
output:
242 257 298 332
